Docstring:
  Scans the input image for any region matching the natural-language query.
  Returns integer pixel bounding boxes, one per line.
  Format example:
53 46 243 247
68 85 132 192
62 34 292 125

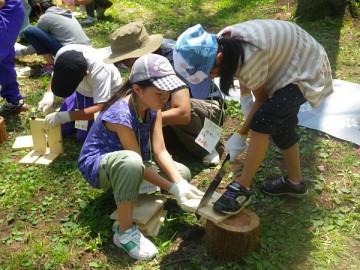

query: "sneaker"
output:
213 181 251 215
15 43 35 57
202 149 220 166
80 16 97 25
0 100 29 115
96 7 106 19
33 64 53 77
113 225 158 260
261 176 308 198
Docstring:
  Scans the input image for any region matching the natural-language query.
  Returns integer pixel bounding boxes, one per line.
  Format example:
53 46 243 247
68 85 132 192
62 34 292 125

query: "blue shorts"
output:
250 84 307 149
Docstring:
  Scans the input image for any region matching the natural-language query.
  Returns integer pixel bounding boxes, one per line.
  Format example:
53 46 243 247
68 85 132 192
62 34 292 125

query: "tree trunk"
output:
0 116 8 143
295 0 348 21
205 209 260 261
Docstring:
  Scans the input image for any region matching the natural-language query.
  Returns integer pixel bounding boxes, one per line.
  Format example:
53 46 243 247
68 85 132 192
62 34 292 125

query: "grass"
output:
1 0 360 269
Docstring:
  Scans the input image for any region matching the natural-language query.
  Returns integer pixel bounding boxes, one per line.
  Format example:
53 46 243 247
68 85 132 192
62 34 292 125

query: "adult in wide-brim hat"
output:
104 21 163 64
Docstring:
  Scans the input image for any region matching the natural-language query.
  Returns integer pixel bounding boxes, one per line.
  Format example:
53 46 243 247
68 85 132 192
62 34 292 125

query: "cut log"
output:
0 116 8 143
205 208 260 261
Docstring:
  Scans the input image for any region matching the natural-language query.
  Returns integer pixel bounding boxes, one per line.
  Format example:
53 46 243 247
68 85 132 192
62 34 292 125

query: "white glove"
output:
168 180 204 205
45 111 71 128
225 131 248 162
38 92 54 113
240 94 254 118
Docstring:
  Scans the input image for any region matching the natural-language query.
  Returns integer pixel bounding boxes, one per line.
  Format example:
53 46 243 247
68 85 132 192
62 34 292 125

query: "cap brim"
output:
51 72 80 98
150 74 187 92
104 34 163 64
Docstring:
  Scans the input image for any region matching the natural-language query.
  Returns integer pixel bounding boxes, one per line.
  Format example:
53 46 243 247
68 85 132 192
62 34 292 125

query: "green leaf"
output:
88 262 102 268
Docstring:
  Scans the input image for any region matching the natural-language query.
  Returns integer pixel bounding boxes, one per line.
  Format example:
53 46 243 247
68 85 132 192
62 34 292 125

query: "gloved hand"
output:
38 92 54 113
240 94 254 118
45 111 71 128
168 180 204 205
225 131 248 162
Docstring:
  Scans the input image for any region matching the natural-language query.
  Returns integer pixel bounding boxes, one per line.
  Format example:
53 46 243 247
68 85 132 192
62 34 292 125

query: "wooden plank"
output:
29 119 47 153
35 153 61 165
110 194 167 225
112 209 167 237
12 135 33 150
138 208 166 237
19 150 42 164
47 124 63 154
181 192 230 224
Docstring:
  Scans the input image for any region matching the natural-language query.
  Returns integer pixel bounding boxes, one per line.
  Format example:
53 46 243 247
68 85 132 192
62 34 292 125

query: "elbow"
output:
179 113 191 125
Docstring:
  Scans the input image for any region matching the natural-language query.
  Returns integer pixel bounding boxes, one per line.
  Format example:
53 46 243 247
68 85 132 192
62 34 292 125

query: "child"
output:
42 44 122 140
174 20 333 215
24 0 91 74
78 53 204 260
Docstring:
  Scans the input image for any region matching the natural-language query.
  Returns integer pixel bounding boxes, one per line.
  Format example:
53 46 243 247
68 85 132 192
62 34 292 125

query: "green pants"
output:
98 150 191 204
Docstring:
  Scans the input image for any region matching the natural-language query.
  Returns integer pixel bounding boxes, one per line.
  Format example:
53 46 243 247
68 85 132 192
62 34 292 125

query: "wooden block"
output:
112 209 167 237
181 192 230 224
110 194 167 225
12 135 33 150
19 150 43 164
18 118 63 165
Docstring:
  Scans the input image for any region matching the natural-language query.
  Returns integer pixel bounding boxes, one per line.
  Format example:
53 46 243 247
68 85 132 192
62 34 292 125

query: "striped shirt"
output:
219 20 333 108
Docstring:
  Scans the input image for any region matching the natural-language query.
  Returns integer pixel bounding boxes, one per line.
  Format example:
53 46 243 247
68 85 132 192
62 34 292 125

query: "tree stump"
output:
0 116 8 143
205 208 260 261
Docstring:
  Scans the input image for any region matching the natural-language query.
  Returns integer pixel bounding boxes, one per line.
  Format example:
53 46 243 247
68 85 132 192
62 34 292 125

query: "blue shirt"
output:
78 99 156 188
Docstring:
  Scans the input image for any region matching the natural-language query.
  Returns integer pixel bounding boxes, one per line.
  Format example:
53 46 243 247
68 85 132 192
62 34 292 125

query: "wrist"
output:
168 183 176 193
236 130 248 137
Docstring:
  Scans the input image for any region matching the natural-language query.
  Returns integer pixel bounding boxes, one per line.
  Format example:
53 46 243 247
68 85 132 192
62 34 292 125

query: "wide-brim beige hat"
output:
104 21 163 64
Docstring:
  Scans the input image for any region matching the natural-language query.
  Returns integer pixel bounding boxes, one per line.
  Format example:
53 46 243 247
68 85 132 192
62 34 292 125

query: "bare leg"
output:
116 201 134 232
238 130 269 188
282 143 302 184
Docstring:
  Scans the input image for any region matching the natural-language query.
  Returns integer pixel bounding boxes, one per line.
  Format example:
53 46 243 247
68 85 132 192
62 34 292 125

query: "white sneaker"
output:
113 225 158 260
202 149 220 166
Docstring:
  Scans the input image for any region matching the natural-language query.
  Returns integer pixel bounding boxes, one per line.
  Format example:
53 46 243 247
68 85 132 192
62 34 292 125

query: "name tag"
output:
195 118 222 153
74 109 88 131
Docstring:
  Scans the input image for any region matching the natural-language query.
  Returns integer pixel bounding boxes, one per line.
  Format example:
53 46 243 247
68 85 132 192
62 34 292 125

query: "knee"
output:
23 25 36 37
122 151 144 172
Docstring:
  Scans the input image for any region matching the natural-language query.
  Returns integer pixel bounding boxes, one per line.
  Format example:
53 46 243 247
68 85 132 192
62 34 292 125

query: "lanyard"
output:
130 94 152 161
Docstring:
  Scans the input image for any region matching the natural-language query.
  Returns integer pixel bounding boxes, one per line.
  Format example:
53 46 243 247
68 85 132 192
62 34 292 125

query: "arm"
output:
238 84 268 135
0 0 5 9
69 103 104 120
106 118 173 191
161 88 191 126
152 110 184 184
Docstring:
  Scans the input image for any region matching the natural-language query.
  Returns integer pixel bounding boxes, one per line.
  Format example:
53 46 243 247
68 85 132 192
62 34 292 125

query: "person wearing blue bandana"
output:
174 21 333 216
104 22 226 166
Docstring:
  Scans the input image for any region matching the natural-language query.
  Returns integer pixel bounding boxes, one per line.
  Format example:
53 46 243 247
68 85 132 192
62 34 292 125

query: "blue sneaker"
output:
213 181 251 215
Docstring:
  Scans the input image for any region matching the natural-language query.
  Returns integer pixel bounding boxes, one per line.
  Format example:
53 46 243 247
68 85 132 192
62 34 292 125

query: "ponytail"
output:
103 79 132 111
217 37 245 96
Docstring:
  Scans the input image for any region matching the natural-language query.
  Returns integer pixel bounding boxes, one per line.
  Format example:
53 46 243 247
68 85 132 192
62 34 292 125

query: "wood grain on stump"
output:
0 116 8 143
205 208 260 261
